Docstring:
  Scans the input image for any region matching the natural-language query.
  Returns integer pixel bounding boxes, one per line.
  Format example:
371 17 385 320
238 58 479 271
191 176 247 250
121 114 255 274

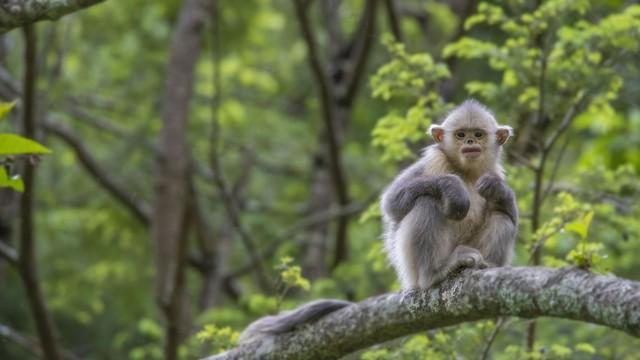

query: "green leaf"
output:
551 344 573 358
0 101 16 120
575 343 596 354
564 211 594 239
0 134 52 155
0 167 24 192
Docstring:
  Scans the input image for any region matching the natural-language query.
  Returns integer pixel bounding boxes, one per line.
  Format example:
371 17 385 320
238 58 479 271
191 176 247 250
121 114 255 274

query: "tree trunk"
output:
302 142 331 280
151 0 214 359
18 24 62 360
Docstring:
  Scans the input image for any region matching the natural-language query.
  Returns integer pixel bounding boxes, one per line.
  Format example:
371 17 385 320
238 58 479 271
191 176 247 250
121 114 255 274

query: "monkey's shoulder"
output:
419 145 454 176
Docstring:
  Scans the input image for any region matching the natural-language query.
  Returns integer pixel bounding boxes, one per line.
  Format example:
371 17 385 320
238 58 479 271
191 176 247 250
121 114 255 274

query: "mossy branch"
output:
206 267 640 360
0 0 105 33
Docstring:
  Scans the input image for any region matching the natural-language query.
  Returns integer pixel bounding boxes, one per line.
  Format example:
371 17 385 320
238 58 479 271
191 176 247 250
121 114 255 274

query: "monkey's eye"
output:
455 131 466 139
474 131 484 138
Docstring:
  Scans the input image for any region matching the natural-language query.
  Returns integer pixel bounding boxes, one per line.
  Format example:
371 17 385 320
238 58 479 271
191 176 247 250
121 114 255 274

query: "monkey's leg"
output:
475 174 518 266
396 197 458 289
475 213 517 266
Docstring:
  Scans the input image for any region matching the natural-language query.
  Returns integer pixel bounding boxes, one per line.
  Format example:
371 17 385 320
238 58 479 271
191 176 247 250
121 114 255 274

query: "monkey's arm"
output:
381 161 470 223
476 174 518 225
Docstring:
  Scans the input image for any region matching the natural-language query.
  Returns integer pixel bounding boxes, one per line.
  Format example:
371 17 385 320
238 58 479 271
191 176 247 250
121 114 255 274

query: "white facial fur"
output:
429 100 512 179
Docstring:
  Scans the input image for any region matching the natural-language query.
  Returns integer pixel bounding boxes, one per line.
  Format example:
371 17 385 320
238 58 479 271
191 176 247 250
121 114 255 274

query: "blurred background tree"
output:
0 0 639 359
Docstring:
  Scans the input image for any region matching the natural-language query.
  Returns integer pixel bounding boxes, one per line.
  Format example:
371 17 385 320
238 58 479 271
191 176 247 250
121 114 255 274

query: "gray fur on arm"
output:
381 160 470 223
476 173 518 226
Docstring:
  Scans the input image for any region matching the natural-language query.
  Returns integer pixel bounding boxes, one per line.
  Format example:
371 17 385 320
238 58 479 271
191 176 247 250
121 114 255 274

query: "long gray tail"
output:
238 299 352 344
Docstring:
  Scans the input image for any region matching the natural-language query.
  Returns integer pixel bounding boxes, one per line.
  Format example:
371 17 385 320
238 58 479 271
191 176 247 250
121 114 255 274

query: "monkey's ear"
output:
429 125 445 143
496 126 513 145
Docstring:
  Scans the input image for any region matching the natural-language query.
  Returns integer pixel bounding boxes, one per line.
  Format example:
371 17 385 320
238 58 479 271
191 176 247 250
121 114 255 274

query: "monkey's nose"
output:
466 139 474 144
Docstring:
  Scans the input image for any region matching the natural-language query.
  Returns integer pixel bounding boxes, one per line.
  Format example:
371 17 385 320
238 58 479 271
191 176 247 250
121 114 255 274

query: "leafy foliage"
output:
370 35 451 163
0 101 51 192
1 1 640 359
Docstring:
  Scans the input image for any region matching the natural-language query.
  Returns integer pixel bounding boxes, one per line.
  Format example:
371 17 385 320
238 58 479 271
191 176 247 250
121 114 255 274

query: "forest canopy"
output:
0 0 639 359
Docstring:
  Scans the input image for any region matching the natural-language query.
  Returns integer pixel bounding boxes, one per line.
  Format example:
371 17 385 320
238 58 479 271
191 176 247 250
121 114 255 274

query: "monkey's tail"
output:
238 299 352 344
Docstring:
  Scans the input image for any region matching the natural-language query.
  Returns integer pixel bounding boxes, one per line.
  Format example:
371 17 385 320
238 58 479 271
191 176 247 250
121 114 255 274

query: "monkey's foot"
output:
430 247 488 287
422 247 488 288
449 246 489 272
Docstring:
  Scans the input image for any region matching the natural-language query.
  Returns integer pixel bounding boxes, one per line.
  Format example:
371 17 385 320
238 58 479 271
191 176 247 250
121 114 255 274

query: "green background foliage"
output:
0 0 639 359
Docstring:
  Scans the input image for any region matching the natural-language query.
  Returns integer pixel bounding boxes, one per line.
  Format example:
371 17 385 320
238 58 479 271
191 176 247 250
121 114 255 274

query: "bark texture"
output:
18 24 62 360
294 0 377 271
151 0 214 359
0 0 105 33
207 267 640 360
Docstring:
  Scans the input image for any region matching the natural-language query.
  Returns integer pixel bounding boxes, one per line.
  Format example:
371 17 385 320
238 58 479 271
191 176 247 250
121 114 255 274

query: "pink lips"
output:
461 147 481 158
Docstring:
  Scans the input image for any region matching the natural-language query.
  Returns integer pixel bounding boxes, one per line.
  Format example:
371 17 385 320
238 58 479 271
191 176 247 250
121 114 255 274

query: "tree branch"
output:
341 0 377 107
207 267 640 360
43 119 151 226
0 240 17 265
293 0 353 267
221 200 369 282
0 322 81 360
0 0 105 33
208 6 272 292
19 23 62 360
480 317 509 360
0 322 42 358
383 0 403 42
0 62 152 227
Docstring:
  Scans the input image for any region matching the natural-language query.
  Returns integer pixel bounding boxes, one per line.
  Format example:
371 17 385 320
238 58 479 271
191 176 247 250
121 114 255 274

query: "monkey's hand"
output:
476 173 518 225
476 173 512 203
437 175 470 221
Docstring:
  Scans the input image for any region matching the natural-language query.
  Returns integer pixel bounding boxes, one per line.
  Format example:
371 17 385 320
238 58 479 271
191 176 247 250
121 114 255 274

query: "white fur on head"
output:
429 99 512 179
440 99 499 133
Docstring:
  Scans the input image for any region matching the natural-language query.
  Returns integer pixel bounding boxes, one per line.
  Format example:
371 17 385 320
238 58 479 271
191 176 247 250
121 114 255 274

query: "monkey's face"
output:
453 128 488 160
430 124 505 172
428 99 513 172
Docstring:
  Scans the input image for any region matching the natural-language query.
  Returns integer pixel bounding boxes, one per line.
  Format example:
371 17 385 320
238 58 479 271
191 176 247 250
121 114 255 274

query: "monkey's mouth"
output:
461 147 482 158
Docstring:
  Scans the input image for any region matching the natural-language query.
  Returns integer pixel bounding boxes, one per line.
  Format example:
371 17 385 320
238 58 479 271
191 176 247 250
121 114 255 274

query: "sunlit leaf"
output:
0 167 24 192
564 211 594 239
0 101 16 120
0 134 52 155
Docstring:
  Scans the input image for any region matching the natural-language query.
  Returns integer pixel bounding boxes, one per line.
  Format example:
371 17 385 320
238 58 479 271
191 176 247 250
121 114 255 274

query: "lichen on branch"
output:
0 0 105 33
206 267 640 360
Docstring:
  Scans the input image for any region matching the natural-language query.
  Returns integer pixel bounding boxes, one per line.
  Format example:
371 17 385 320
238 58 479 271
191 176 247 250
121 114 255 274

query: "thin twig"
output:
0 65 152 226
543 96 585 153
209 3 272 293
293 0 352 267
342 0 377 106
43 119 151 226
0 322 42 358
527 220 569 265
509 151 536 171
222 198 371 281
541 133 571 203
526 94 586 350
383 0 403 42
480 317 509 360
0 241 17 265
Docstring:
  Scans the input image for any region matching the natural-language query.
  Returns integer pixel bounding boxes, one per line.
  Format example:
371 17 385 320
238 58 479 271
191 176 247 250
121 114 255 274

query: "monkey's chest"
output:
449 188 487 242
